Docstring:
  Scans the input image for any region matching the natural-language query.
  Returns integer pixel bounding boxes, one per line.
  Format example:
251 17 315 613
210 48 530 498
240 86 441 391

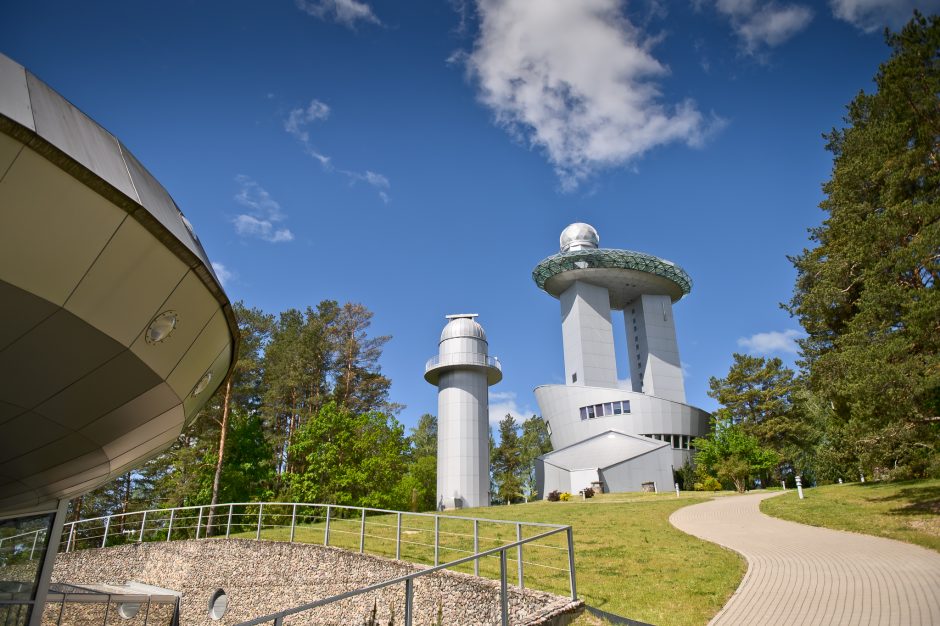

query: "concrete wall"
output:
52 540 582 626
560 281 617 388
625 295 685 403
437 368 489 509
600 447 675 493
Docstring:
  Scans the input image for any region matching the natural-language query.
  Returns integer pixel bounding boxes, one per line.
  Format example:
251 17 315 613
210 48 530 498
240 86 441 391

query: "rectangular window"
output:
613 402 622 415
546 421 552 435
603 403 613 415
571 372 577 383
587 405 595 419
580 407 588 420
671 434 679 448
683 435 690 449
622 401 630 413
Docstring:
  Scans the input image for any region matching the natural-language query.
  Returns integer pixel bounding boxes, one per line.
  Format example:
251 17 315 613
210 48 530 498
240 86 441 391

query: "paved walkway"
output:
670 492 940 625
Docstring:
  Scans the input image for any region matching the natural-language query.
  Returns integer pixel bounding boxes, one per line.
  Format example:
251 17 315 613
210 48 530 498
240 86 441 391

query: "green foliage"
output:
558 492 572 501
519 415 553 500
693 414 779 493
492 415 525 504
286 401 409 509
396 414 437 511
693 476 722 492
788 13 940 478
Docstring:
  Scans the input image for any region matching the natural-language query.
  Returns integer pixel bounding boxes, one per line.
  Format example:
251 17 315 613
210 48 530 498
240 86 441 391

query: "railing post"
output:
396 512 402 560
566 526 577 600
359 509 366 553
274 617 284 626
66 524 75 553
196 506 204 540
499 549 509 626
167 509 175 542
288 504 297 543
139 511 148 543
404 578 414 626
30 531 38 560
226 504 233 538
473 519 479 577
101 516 111 549
256 504 264 540
324 506 331 546
434 515 440 566
516 523 524 589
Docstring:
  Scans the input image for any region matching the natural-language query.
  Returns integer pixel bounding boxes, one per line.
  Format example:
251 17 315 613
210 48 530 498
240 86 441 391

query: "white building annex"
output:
533 224 710 496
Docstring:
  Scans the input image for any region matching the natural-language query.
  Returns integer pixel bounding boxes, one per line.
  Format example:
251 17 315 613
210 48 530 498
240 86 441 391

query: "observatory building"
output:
532 224 709 495
425 315 501 510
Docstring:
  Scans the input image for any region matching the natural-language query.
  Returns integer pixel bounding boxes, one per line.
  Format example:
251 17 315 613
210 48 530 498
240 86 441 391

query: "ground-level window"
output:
641 434 694 450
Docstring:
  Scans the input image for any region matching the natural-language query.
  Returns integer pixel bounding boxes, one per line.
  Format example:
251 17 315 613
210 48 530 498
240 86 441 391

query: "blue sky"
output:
3 0 935 431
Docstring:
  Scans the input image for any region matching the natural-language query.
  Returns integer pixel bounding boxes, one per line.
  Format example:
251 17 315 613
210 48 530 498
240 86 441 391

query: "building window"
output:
586 405 595 419
571 372 577 383
546 421 552 435
577 401 631 420
580 407 588 420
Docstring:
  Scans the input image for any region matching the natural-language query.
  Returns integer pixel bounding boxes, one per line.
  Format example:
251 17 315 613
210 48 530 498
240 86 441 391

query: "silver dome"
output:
440 315 487 343
560 223 599 252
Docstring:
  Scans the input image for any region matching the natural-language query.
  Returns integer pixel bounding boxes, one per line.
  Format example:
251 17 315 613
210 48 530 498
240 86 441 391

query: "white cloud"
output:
463 0 719 191
232 176 294 243
737 329 803 355
294 0 381 27
713 0 814 53
488 391 535 426
830 0 939 32
283 99 390 202
211 262 235 287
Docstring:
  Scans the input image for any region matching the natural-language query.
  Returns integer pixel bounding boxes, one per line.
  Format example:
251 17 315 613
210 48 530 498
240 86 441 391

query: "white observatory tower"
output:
424 314 502 510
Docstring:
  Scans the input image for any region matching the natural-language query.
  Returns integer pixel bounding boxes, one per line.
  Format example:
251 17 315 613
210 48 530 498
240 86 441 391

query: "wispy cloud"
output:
830 0 939 32
488 390 535 426
461 0 721 191
710 0 814 54
284 98 391 201
737 329 803 355
294 0 381 27
211 261 235 287
232 176 294 243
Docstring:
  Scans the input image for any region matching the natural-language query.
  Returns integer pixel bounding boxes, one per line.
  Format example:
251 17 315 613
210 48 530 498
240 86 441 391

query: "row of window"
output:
642 434 695 450
579 401 631 420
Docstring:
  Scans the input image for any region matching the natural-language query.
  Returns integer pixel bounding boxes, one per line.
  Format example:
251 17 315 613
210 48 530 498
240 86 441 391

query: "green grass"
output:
760 479 940 553
231 493 744 626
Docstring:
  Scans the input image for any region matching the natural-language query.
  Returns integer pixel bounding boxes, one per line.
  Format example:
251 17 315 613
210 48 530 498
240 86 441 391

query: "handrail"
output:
425 353 502 372
235 525 572 626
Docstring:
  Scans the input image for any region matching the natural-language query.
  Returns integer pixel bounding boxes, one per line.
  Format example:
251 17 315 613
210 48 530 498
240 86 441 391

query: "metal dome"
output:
439 315 487 344
560 223 599 252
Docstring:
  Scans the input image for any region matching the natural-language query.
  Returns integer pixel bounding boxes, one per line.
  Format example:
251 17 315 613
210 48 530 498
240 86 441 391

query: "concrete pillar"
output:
560 281 618 388
625 294 685 402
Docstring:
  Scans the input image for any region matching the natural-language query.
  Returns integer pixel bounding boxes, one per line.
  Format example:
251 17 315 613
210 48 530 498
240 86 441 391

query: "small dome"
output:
440 316 487 343
560 223 599 252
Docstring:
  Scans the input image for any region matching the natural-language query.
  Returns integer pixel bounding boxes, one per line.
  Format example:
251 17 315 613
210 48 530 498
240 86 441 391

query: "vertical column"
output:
625 294 685 402
438 369 489 508
560 281 618 388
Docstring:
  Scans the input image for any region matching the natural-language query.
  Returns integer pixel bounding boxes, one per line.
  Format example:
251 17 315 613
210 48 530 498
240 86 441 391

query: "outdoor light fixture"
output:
145 311 178 344
117 603 141 619
192 372 212 396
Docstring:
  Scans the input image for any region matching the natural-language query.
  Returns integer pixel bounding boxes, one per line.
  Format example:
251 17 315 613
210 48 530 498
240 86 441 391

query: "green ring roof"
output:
532 248 693 296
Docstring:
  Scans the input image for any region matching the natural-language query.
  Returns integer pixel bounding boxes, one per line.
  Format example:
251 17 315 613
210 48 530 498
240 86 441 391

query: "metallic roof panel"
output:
182 344 231 423
0 55 33 131
0 146 126 305
0 134 24 180
167 308 230 399
25 72 138 201
102 405 183 461
0 280 58 353
79 382 180 447
0 412 72 463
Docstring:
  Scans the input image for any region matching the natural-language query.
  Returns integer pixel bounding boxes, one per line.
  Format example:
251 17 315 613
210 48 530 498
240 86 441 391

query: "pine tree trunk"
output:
207 378 232 536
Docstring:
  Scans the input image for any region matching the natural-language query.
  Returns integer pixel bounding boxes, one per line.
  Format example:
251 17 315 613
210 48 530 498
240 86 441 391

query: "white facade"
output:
425 315 501 510
532 224 709 495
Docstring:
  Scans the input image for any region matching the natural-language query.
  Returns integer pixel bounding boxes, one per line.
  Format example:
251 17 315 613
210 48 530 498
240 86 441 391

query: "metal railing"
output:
58 502 577 624
425 353 502 372
0 527 48 562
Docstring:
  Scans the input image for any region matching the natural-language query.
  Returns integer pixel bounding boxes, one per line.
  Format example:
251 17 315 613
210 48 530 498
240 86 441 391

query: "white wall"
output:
560 281 618 388
437 369 489 509
625 294 685 403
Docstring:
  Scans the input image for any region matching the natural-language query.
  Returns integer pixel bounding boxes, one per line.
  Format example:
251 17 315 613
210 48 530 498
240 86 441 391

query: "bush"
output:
582 487 595 499
547 490 561 502
559 492 572 501
694 476 722 491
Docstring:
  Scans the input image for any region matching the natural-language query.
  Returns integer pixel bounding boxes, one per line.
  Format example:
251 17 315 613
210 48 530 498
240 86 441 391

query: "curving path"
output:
670 492 940 625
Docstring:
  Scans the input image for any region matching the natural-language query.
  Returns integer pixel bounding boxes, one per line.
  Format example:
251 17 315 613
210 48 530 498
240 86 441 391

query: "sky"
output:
2 0 935 433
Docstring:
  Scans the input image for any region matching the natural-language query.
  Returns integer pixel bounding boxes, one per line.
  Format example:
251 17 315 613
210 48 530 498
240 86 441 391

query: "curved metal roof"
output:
532 248 693 306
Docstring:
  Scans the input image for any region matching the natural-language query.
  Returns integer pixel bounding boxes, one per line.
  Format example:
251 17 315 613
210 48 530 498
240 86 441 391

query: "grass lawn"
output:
760 479 940 553
232 493 744 626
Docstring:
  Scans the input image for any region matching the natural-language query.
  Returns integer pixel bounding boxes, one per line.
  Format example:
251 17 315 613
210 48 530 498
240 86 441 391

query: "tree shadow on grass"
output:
865 482 940 517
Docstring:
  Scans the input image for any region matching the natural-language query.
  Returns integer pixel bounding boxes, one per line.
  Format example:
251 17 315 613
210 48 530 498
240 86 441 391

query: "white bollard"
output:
675 483 680 497
860 473 865 483
796 475 804 500
838 478 843 484
781 480 786 491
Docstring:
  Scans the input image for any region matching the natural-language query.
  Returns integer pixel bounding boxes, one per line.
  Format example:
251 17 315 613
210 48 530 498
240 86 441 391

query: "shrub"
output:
582 487 595 499
694 476 722 491
559 492 572 501
547 490 561 502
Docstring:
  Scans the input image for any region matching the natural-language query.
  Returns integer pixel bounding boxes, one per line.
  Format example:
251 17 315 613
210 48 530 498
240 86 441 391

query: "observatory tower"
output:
425 315 502 510
532 224 710 495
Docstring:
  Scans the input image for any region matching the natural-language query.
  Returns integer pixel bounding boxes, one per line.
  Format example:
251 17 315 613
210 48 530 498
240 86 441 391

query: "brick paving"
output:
669 492 940 625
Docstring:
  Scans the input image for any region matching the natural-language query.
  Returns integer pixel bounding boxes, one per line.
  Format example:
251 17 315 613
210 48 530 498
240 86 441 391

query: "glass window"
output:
623 401 630 413
587 405 595 419
604 403 613 415
546 421 552 436
579 407 588 420
671 434 679 448
683 436 690 449
571 372 577 383
613 402 622 415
